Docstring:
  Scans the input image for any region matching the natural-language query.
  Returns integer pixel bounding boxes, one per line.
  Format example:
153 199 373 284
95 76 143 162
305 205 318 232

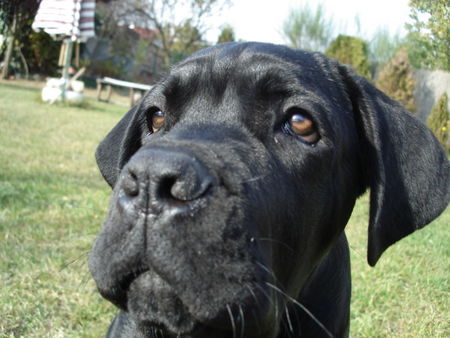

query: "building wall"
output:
414 69 450 122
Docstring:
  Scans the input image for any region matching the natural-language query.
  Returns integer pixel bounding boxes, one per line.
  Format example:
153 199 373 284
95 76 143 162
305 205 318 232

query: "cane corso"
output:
89 42 449 337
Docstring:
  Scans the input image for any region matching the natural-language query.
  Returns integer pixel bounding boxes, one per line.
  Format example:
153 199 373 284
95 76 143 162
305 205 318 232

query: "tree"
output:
325 35 371 79
0 0 41 79
217 24 235 44
281 3 334 52
112 0 231 71
375 49 417 113
167 21 209 63
26 29 60 76
427 93 449 150
406 0 449 71
368 28 403 67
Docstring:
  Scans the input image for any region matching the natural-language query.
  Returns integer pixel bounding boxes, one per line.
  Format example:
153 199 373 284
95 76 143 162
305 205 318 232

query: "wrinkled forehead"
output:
143 43 355 149
163 43 338 106
144 43 353 143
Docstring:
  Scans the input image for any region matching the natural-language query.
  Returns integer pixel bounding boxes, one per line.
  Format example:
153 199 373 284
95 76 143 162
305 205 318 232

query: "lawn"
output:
0 82 448 337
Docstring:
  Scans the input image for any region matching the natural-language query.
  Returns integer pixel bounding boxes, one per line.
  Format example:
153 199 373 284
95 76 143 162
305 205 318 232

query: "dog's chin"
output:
127 271 197 335
125 271 275 337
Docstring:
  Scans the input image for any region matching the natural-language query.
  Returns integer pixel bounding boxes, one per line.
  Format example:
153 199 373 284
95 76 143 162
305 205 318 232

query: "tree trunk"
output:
1 12 18 80
17 46 29 79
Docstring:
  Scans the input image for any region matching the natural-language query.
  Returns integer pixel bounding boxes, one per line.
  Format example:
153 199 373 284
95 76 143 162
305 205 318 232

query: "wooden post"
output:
106 84 113 102
129 88 135 107
61 39 73 81
74 42 80 67
96 78 103 101
60 39 74 101
58 43 66 66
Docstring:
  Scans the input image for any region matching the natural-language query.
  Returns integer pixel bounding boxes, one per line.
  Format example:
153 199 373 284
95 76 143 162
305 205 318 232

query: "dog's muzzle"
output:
119 147 215 217
90 139 279 336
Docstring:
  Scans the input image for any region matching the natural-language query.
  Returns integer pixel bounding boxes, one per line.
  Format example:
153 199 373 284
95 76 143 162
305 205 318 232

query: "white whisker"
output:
240 173 269 184
254 283 279 323
239 305 245 338
265 282 333 338
257 237 295 253
227 304 237 338
285 305 294 334
256 261 277 281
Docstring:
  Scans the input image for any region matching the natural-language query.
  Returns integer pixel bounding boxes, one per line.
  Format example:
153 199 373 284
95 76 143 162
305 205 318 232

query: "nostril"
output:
122 148 215 210
122 170 139 197
156 174 213 203
157 176 178 200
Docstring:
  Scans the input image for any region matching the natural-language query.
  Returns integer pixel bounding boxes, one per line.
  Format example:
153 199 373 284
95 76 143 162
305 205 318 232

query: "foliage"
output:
25 29 60 76
87 59 125 79
109 26 139 61
132 38 155 81
375 49 417 113
110 0 231 72
90 4 144 81
325 35 371 79
217 24 235 44
166 21 209 63
0 1 41 33
427 93 449 150
281 3 334 52
0 0 42 79
405 0 449 71
368 28 403 67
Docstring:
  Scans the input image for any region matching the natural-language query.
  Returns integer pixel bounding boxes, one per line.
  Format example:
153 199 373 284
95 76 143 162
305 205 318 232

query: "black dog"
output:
89 42 449 337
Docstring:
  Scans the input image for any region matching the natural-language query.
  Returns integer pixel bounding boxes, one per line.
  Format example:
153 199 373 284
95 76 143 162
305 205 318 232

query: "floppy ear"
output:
340 66 450 266
95 106 144 188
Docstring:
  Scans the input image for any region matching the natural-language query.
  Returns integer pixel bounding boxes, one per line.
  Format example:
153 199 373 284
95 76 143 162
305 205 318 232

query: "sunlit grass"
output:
0 82 119 337
0 82 448 337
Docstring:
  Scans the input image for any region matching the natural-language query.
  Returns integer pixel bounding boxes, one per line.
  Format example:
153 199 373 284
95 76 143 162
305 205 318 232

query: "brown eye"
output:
290 114 314 135
283 111 320 144
150 110 165 132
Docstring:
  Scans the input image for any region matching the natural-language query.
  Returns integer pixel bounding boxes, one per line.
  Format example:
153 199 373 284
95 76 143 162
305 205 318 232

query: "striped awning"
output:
32 0 95 41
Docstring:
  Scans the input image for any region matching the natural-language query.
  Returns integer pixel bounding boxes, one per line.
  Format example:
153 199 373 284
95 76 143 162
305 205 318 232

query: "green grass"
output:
0 82 448 337
347 197 449 337
0 82 119 337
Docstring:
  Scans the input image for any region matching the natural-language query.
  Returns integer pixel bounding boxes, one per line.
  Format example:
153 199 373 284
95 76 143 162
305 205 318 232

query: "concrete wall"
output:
414 69 450 122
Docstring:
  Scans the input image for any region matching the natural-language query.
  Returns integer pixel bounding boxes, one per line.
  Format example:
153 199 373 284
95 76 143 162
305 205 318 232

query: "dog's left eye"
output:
148 109 165 132
283 110 319 144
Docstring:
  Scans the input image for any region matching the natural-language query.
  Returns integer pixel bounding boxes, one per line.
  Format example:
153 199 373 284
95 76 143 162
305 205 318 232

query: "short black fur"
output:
89 42 449 337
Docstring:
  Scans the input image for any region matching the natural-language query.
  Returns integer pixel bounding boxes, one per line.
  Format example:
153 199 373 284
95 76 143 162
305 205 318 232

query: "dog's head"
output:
89 42 449 337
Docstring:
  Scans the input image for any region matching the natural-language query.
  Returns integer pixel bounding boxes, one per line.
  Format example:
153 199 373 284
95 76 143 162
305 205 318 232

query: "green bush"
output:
375 49 417 113
217 24 235 44
26 30 60 76
406 0 449 71
427 93 449 150
86 59 124 79
325 35 371 78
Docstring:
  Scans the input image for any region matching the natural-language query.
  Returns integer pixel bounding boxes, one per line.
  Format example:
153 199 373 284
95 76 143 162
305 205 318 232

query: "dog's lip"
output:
127 270 199 335
103 266 150 310
123 269 273 336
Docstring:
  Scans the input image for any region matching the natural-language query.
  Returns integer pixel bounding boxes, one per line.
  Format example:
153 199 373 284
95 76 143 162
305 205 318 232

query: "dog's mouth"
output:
90 192 282 337
107 267 275 337
126 270 197 335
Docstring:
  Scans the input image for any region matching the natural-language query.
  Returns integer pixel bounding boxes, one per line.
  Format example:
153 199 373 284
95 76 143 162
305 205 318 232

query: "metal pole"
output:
60 38 74 101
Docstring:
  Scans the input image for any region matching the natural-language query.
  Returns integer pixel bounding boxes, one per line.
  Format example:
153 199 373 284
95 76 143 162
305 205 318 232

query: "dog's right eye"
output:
282 109 320 145
148 109 165 133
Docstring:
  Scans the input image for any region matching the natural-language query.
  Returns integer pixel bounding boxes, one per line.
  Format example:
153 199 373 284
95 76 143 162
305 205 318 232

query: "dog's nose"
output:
120 148 214 212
